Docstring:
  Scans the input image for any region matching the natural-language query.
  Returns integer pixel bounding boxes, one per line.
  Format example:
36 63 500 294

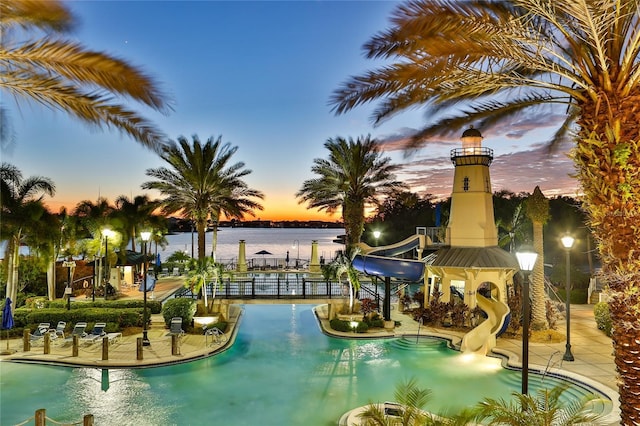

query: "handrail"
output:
544 277 563 303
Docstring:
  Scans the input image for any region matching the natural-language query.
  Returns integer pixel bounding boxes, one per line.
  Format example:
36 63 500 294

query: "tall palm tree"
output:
525 186 550 330
0 163 55 307
296 136 405 249
143 135 263 261
331 1 640 420
0 0 171 150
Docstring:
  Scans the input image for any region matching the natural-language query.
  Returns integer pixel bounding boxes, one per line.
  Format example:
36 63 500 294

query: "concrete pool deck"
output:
0 279 620 423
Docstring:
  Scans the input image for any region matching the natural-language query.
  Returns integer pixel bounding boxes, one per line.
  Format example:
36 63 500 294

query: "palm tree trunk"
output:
574 112 640 423
5 241 15 306
9 238 20 305
531 220 548 329
212 224 218 262
196 220 207 260
344 199 365 250
46 258 55 301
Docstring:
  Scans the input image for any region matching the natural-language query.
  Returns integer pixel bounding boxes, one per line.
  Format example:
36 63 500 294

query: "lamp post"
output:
100 228 113 302
141 231 152 346
516 246 538 395
293 240 299 269
561 234 575 361
373 230 381 246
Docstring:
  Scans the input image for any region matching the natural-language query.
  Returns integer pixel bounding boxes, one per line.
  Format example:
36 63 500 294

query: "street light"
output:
100 228 113 302
373 230 381 246
516 246 538 395
292 240 299 269
561 234 575 361
141 231 152 347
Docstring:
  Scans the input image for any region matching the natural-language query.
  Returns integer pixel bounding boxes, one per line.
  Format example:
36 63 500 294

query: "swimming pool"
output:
0 304 612 425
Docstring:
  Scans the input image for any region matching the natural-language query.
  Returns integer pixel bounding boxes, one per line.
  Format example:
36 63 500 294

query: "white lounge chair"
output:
81 322 106 344
168 317 184 337
29 323 51 345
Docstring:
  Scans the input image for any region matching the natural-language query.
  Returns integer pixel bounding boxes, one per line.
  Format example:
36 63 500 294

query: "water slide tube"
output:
352 235 426 282
460 293 510 355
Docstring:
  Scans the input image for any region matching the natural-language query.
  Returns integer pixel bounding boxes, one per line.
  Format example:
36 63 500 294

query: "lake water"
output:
160 227 345 265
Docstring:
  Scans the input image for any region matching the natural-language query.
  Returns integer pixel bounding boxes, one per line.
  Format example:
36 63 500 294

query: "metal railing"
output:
172 276 418 306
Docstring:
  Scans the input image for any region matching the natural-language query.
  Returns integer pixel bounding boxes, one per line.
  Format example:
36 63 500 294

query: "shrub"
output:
360 298 378 316
330 318 352 332
400 294 412 312
162 298 197 327
355 321 369 333
594 302 612 337
412 290 425 308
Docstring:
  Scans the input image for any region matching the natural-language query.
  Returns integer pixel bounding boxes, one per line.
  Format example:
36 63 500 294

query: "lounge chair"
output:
62 322 87 345
168 317 184 337
29 323 51 344
204 326 226 346
81 322 107 344
53 321 66 339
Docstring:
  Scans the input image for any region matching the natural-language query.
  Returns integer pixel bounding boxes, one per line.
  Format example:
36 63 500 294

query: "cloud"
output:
396 145 580 200
377 110 568 152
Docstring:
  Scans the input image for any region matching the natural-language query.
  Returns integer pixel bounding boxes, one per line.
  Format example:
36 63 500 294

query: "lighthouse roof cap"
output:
461 126 482 138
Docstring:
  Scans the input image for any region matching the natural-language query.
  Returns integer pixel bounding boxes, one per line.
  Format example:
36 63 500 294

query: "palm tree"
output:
296 136 405 250
208 180 263 262
0 163 55 307
73 197 116 285
358 378 474 425
143 135 263 261
330 1 640 420
525 186 550 330
325 247 361 313
0 0 171 150
473 384 605 425
113 194 160 253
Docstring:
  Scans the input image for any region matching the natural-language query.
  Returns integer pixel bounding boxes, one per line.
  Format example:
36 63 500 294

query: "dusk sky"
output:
3 1 580 222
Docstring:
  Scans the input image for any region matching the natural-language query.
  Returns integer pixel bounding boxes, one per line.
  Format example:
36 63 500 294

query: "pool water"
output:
0 304 610 425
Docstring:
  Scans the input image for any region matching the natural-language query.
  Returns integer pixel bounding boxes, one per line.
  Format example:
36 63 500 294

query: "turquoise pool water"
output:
1 305 610 425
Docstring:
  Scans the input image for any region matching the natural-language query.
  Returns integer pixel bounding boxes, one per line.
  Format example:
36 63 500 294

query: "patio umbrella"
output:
285 251 290 267
255 250 272 268
2 297 14 353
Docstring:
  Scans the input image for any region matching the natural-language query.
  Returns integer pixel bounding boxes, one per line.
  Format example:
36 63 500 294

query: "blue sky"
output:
3 1 579 220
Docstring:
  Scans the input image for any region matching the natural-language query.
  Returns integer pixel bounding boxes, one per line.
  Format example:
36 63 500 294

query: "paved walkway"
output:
0 282 621 424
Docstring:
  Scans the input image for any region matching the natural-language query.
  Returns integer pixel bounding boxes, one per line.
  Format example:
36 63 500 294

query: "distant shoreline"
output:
168 217 344 233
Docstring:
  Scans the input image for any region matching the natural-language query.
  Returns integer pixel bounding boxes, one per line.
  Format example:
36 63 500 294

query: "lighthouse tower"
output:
445 127 498 247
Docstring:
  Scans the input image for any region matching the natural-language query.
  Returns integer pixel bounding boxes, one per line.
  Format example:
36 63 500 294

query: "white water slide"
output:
460 293 510 355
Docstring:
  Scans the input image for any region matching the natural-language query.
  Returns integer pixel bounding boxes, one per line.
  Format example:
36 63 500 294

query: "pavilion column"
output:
309 240 320 273
237 240 247 273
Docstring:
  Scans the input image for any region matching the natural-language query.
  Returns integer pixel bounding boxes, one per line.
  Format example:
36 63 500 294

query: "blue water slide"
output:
353 235 425 281
352 255 425 282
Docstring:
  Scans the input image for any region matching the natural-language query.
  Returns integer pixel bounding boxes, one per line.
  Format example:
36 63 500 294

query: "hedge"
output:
594 302 612 337
14 307 144 333
46 299 162 314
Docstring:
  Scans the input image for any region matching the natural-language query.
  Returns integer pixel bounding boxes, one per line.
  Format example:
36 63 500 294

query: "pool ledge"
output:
0 306 244 369
313 304 621 426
